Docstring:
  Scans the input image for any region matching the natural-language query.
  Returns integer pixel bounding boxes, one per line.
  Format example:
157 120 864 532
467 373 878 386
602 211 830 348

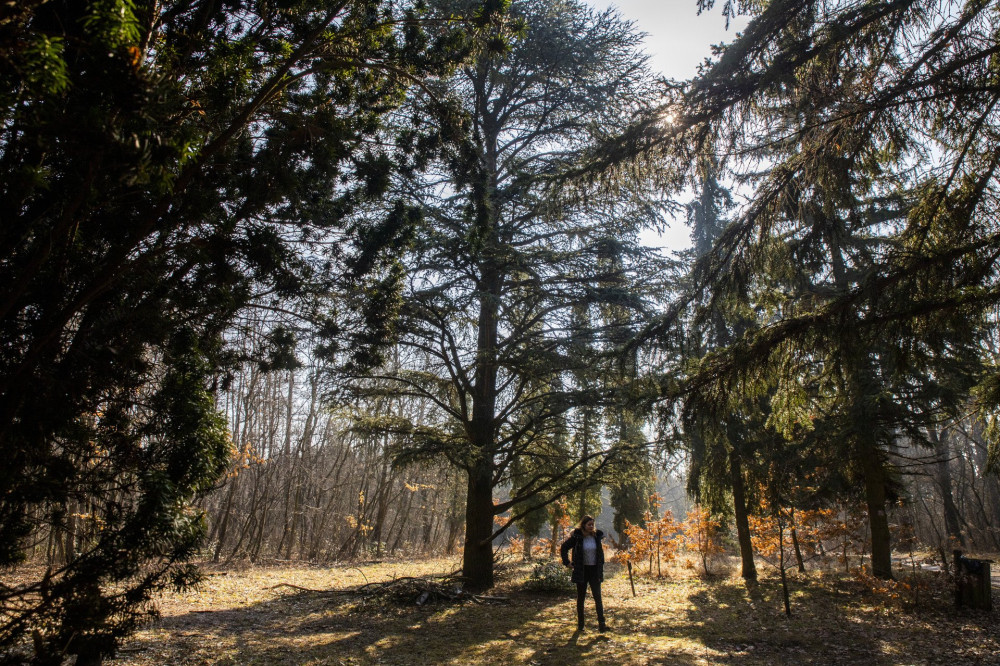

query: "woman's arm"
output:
560 534 575 566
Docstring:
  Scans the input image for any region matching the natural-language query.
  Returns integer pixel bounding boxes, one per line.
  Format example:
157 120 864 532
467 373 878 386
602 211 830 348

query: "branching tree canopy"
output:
0 1 489 662
609 0 1000 579
341 0 670 590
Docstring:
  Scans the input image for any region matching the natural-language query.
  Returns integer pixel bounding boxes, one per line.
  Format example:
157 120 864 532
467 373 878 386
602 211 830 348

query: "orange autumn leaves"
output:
615 494 724 576
508 491 887 580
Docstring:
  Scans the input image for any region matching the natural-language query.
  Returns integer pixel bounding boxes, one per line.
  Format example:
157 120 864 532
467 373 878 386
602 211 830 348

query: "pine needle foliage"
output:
0 0 489 662
338 0 670 590
611 0 1000 579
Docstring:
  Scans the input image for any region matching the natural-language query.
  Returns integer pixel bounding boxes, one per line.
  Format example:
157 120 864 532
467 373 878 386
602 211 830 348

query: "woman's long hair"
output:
578 515 595 531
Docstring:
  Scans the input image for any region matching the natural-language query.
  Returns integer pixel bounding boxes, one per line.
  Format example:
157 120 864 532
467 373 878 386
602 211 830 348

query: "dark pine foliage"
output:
0 1 484 662
339 0 671 590
628 0 1000 579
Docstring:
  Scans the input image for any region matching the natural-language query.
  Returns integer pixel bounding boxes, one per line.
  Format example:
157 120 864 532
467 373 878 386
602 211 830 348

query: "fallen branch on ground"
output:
354 574 508 607
269 572 508 606
269 583 328 593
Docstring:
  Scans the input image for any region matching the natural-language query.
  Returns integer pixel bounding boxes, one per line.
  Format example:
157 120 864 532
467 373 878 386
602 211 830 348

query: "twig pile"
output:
352 574 509 607
272 572 510 607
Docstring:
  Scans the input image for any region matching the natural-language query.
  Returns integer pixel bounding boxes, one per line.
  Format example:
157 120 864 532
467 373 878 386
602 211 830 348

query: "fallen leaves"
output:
99 556 999 666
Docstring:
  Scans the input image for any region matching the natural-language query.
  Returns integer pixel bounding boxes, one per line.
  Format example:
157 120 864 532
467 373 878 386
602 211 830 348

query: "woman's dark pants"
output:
576 565 605 629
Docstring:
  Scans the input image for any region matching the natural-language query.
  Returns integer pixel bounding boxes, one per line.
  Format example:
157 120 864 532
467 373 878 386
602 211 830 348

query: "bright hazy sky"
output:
590 1 746 80
586 1 749 250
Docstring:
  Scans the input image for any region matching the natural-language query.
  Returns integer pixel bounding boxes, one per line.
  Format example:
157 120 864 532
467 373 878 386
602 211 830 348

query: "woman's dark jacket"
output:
560 528 605 583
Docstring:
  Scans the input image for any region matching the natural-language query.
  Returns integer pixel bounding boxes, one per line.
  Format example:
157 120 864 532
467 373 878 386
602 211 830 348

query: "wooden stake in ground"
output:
627 561 636 597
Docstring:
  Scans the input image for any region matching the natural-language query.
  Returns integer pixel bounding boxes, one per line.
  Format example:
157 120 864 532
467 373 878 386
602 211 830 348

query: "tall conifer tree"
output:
0 1 482 660
344 0 667 589
635 0 1000 579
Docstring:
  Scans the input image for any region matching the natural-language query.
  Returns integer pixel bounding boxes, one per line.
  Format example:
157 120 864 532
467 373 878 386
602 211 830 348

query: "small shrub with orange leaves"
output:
748 495 871 573
679 506 724 576
852 566 919 607
614 493 680 577
748 513 785 560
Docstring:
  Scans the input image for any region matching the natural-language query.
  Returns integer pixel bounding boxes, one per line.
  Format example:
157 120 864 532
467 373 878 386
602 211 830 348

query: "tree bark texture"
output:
729 453 758 583
462 462 496 591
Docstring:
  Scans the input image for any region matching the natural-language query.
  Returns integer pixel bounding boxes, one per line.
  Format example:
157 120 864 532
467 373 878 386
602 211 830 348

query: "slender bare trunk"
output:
730 453 757 582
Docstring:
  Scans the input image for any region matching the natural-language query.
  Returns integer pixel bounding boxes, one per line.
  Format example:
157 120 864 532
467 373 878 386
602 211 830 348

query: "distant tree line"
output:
202 350 469 563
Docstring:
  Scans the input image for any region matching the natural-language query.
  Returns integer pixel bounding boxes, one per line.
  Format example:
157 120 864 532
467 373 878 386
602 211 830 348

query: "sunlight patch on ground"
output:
103 556 999 666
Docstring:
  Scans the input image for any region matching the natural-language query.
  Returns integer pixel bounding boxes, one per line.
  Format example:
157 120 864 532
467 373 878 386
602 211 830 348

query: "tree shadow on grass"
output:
688 579 876 664
631 573 996 666
594 574 883 665
548 629 701 665
118 585 592 665
115 571 997 665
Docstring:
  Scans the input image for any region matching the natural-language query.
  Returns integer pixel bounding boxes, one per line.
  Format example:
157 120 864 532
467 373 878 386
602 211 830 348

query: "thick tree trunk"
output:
860 441 893 579
462 462 495 591
965 427 1000 550
730 453 757 583
578 409 591 519
827 226 894 579
462 208 501 589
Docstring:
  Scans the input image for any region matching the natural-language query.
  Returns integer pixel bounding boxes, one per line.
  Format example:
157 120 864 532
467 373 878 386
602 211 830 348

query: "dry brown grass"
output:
97 556 998 665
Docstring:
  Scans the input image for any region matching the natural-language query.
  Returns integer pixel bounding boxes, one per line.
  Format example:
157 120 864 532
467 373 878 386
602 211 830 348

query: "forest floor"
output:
105 555 1000 666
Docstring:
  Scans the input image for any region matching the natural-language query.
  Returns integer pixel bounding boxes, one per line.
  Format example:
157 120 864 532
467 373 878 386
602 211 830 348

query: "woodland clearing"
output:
90 555 1000 666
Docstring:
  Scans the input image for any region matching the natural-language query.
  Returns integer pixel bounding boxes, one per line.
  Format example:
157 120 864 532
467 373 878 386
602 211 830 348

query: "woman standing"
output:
560 515 608 632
